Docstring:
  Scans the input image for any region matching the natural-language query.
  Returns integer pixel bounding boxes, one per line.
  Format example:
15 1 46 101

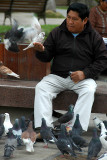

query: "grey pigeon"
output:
69 130 88 148
12 118 23 147
52 104 74 127
40 118 57 147
19 116 27 132
87 128 102 160
4 128 17 158
65 127 82 152
72 114 83 136
0 114 4 138
55 124 77 157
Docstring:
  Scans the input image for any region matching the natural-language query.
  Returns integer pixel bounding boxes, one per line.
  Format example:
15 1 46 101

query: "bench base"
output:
0 79 107 114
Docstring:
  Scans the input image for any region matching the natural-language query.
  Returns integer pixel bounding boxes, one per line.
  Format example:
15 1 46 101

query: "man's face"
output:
66 10 88 33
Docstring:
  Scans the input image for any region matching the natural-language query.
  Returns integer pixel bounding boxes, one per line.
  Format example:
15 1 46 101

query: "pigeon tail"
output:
7 72 20 78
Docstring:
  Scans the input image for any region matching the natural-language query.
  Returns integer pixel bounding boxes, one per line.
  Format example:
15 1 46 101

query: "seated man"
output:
33 3 107 132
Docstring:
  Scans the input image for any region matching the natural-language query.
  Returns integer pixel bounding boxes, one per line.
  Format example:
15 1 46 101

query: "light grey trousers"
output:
34 74 97 131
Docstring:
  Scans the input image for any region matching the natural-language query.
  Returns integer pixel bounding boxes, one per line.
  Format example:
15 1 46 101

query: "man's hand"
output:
70 71 85 83
33 42 45 52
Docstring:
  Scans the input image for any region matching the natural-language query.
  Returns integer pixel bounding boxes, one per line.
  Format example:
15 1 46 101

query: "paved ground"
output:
0 11 107 160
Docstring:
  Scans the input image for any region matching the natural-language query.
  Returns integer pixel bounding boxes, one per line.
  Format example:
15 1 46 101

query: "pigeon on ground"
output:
87 128 102 160
100 122 107 136
21 121 37 152
97 152 107 160
40 118 57 148
93 116 103 130
0 61 20 78
19 116 27 132
4 128 17 158
55 124 77 157
65 128 82 152
69 130 88 148
0 114 4 138
4 17 43 53
3 113 13 135
100 134 107 149
52 104 74 127
23 32 45 50
71 114 83 136
12 118 23 147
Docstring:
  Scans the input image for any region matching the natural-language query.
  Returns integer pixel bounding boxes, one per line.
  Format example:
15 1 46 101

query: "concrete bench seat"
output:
0 78 107 114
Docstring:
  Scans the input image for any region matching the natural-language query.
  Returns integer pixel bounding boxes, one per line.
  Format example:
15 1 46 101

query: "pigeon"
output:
0 61 20 78
100 122 107 136
23 32 45 50
97 152 107 160
4 128 17 158
12 118 23 147
4 17 43 53
71 114 83 136
40 118 57 148
100 134 107 149
69 130 88 148
55 124 77 157
3 113 13 135
65 128 82 152
0 114 4 138
19 116 27 132
21 121 36 152
87 128 102 160
52 104 74 127
93 116 103 130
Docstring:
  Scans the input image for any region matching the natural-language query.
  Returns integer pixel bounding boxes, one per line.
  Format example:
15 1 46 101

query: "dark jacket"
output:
35 19 107 79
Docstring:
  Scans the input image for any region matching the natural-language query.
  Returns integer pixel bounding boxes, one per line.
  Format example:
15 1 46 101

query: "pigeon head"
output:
68 104 74 112
4 144 15 158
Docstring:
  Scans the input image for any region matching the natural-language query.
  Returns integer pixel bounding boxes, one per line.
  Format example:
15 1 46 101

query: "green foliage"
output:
0 25 11 33
46 10 65 18
41 24 59 38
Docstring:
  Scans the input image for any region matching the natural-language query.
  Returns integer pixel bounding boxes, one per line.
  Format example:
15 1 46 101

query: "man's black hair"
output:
67 3 89 20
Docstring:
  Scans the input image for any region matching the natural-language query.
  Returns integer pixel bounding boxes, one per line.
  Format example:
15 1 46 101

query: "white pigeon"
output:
0 61 20 78
3 113 13 135
97 152 107 160
23 32 45 51
22 138 34 152
100 122 107 136
100 134 107 149
93 116 103 130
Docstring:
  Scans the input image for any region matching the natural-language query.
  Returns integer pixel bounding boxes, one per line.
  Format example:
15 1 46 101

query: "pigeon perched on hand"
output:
0 114 4 138
3 113 13 135
55 124 77 157
52 104 74 127
23 32 45 50
21 121 36 152
40 118 57 148
4 128 17 158
0 61 20 78
87 128 102 160
4 17 43 53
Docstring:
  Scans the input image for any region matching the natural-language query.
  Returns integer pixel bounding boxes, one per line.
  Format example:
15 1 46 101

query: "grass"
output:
56 6 68 10
0 25 11 33
46 10 65 18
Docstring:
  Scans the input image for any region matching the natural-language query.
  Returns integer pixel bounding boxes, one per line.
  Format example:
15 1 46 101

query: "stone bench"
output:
0 79 107 114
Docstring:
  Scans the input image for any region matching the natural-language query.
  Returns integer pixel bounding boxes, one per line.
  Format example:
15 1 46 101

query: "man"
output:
33 3 107 131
